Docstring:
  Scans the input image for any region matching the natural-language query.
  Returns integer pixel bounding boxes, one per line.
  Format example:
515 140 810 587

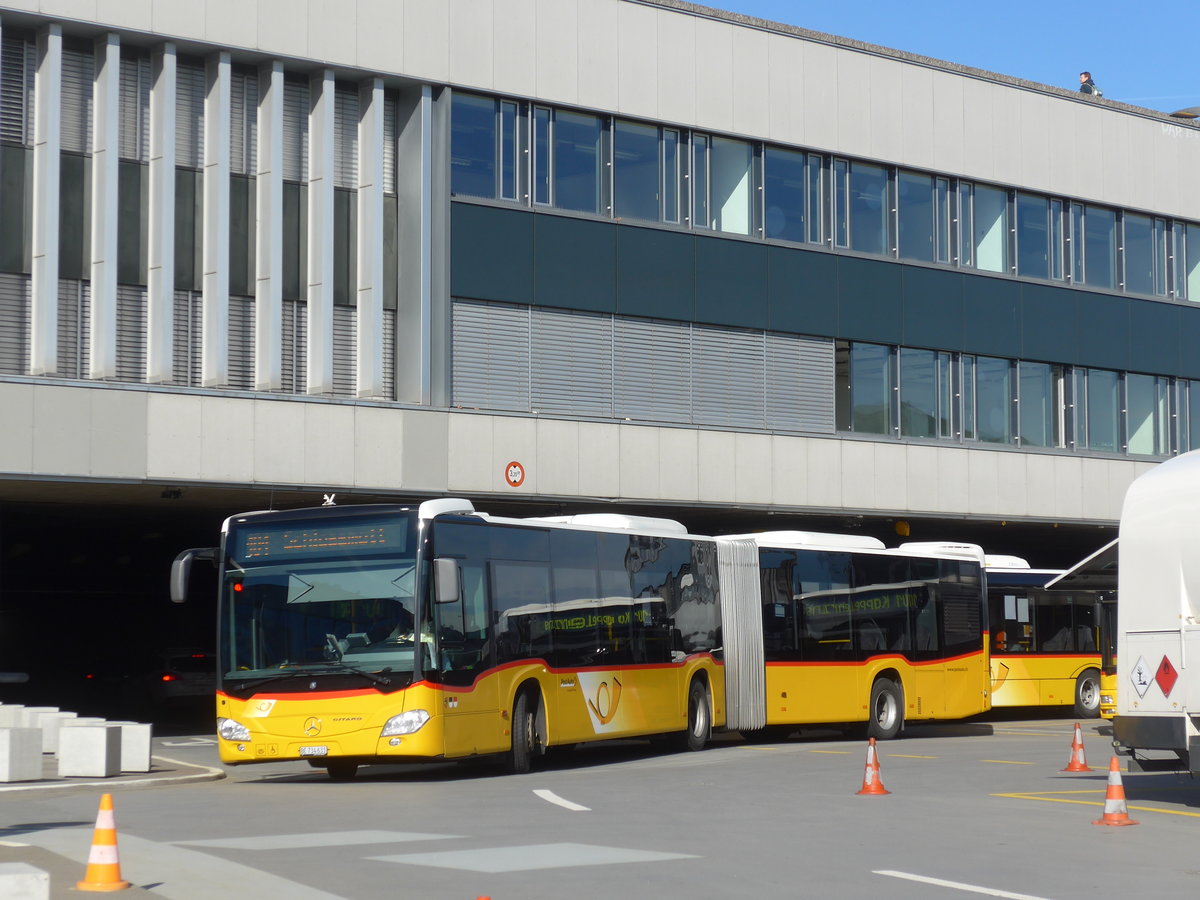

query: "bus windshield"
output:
219 511 423 694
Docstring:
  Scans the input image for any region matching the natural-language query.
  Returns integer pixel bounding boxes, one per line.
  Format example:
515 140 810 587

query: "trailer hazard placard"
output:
1155 655 1179 697
1130 656 1152 698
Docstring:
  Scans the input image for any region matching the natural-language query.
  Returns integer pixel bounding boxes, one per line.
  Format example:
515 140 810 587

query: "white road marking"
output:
370 842 696 873
533 789 590 811
176 830 458 850
874 870 1052 900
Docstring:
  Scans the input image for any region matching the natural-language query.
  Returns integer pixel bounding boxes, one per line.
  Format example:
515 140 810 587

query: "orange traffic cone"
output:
1092 756 1138 826
1061 722 1090 772
76 793 131 892
855 737 890 795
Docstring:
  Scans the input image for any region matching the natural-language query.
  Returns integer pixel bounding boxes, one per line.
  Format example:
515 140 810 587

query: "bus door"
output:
431 535 503 758
908 562 945 718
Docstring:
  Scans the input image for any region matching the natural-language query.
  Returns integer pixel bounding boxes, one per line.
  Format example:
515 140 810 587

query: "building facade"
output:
1 1 1198 688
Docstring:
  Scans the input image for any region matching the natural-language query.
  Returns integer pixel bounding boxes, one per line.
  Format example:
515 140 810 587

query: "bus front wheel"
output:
676 679 711 752
867 678 903 740
1074 669 1101 719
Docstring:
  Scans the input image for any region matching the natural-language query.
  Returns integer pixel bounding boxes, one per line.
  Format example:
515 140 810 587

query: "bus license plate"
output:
299 746 328 757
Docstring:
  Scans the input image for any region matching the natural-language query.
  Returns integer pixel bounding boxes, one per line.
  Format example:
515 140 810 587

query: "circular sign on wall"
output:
504 461 525 487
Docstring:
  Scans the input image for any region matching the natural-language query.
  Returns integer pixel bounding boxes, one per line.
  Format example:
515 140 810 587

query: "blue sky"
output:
712 0 1198 114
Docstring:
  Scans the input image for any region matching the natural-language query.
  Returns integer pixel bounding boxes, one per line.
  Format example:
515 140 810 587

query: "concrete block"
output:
0 862 49 900
0 705 26 727
0 728 43 782
19 707 57 727
38 711 77 753
57 725 122 778
108 721 153 773
60 717 106 727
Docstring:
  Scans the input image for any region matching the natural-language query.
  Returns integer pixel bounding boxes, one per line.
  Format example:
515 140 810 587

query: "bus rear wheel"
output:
1074 669 1101 719
507 690 541 774
867 678 903 740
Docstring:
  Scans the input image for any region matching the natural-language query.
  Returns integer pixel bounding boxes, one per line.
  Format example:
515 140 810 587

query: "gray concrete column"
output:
30 24 62 377
146 42 176 384
254 60 284 392
201 51 231 388
88 32 120 380
356 76 385 399
306 68 335 396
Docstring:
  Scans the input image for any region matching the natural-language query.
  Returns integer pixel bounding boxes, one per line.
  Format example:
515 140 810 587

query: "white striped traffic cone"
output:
76 793 131 891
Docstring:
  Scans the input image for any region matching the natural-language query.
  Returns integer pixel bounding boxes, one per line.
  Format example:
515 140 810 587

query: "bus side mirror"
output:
434 558 460 605
170 547 218 604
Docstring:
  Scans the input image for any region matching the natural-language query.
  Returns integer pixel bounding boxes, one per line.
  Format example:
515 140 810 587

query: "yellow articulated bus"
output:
171 501 991 778
980 556 1115 719
735 533 991 742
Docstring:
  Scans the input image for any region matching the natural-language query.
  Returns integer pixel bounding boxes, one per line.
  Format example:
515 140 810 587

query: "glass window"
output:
897 170 933 262
709 136 752 235
1015 193 1049 280
552 110 602 214
935 177 951 263
957 182 974 267
961 355 976 440
1188 380 1200 451
974 355 1012 444
1082 206 1117 289
532 106 550 205
850 555 912 659
450 93 498 199
1083 368 1120 452
613 120 660 223
849 161 889 255
764 146 807 243
663 129 680 224
807 153 824 244
899 348 937 438
1126 373 1169 456
973 184 1008 273
1123 213 1166 296
691 134 709 229
1018 361 1060 448
833 158 849 248
1070 203 1084 282
1187 224 1200 302
850 342 894 435
1050 199 1064 280
795 551 852 662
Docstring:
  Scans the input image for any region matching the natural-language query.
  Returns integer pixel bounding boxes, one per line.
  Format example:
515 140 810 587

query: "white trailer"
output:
1113 450 1200 772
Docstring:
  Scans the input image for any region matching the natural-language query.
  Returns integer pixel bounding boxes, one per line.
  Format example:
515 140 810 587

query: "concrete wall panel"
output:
200 396 255 483
358 0 407 75
151 0 205 39
733 432 771 505
576 0 618 112
447 413 494 492
0 384 35 474
399 409 449 491
960 78 995 182
618 424 659 499
989 83 1020 187
404 0 450 83
730 26 768 139
995 452 1028 518
89 391 148 480
658 427 699 502
698 430 736 504
800 42 839 152
929 70 965 176
490 416 538 493
871 442 907 512
1051 455 1084 519
616 1 657 121
205 0 258 51
95 0 151 28
492 0 537 99
839 441 875 509
834 50 871 156
308 0 356 67
692 16 733 133
899 63 934 167
146 392 203 481
932 447 969 514
252 398 306 485
656 8 695 127
805 438 842 508
903 444 939 513
867 55 903 164
764 32 803 146
535 0 578 106
303 403 355 487
1023 453 1057 519
577 421 620 498
353 405 405 490
770 434 807 507
256 0 308 58
448 0 493 89
1015 91 1050 192
535 417 581 496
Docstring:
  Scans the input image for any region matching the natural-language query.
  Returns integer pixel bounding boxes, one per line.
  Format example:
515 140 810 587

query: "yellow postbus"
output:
982 556 1114 718
171 502 992 778
729 533 991 742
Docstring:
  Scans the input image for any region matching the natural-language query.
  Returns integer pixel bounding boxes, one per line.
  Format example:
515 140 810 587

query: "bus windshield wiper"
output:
307 663 393 687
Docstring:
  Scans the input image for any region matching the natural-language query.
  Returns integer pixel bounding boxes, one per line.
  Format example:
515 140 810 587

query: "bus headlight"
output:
1101 694 1114 705
381 710 429 736
217 717 251 741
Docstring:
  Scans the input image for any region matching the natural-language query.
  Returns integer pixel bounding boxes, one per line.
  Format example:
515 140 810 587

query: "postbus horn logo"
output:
587 677 622 725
